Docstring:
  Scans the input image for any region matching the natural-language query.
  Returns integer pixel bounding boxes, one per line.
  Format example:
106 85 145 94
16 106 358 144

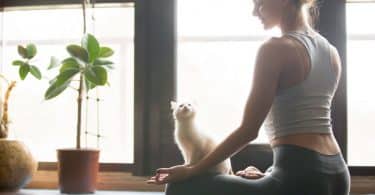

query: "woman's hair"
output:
293 0 320 29
293 0 315 7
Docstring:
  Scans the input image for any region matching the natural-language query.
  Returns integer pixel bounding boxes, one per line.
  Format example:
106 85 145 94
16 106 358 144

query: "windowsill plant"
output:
43 0 114 193
0 43 42 192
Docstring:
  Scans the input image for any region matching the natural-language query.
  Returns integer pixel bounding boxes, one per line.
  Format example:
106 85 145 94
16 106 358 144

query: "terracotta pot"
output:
0 139 38 192
57 148 100 194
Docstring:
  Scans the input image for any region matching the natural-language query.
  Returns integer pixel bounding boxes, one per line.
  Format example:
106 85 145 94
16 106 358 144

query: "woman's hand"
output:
235 166 265 179
146 165 194 185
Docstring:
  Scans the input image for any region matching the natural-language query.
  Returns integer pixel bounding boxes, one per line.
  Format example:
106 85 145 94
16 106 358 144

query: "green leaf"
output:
84 66 107 86
84 77 96 92
45 69 79 100
56 69 80 86
45 79 72 100
12 60 25 66
98 47 114 58
103 64 114 69
49 77 57 85
19 65 30 80
93 59 113 66
60 58 81 73
67 45 89 63
26 44 37 59
18 46 28 59
82 34 100 63
93 59 114 69
29 65 42 80
48 56 60 70
62 57 79 64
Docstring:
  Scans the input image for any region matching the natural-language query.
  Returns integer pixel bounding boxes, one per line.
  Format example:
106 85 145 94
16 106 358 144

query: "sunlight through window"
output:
177 0 280 143
347 3 375 166
0 4 134 163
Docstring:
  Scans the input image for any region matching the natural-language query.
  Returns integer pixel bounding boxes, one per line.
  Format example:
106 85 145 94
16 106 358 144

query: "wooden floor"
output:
13 171 375 195
8 189 375 195
6 189 164 195
5 190 373 195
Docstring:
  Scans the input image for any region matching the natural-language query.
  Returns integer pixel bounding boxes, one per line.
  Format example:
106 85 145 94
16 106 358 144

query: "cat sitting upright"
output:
171 101 232 174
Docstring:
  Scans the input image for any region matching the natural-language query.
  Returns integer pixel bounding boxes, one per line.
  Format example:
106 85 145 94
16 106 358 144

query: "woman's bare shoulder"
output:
263 36 288 46
257 37 295 60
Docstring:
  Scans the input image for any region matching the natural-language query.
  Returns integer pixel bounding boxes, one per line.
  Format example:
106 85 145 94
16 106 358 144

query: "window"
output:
346 2 375 166
177 0 280 143
0 3 134 163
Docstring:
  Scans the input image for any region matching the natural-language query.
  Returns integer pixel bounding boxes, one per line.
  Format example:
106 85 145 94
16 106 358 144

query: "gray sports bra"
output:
264 31 340 140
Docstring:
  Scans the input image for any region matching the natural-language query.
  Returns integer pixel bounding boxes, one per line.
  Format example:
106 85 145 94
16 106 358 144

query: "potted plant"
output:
44 1 114 193
0 44 41 192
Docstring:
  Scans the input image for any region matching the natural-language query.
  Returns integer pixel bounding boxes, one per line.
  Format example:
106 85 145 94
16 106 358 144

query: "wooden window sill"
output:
26 171 375 194
351 176 375 194
26 170 164 192
19 189 162 194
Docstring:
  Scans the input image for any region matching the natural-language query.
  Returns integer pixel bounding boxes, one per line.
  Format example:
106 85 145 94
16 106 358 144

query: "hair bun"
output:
300 0 315 6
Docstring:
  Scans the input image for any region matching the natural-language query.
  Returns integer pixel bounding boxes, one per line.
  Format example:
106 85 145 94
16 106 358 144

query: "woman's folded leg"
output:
165 173 281 195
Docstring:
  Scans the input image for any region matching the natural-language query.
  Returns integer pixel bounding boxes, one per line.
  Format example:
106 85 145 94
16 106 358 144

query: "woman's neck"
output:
280 6 311 35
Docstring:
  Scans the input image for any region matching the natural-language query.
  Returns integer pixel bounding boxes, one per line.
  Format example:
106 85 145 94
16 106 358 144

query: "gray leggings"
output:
165 144 350 195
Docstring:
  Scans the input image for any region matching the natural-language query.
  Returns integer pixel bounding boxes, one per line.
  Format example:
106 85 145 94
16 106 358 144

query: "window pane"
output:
1 4 134 163
177 0 280 143
178 0 279 37
347 3 375 166
346 4 375 35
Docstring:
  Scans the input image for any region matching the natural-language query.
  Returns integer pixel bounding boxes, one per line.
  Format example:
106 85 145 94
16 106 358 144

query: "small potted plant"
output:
0 44 41 192
45 22 114 194
42 0 114 193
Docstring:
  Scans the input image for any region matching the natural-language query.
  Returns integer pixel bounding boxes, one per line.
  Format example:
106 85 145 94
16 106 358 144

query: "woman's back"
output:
266 30 342 155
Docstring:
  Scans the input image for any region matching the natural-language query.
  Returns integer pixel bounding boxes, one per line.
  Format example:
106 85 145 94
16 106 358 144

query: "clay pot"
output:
57 148 100 194
0 139 38 192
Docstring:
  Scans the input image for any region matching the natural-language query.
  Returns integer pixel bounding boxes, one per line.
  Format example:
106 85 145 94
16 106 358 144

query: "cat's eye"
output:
188 104 191 106
179 105 184 108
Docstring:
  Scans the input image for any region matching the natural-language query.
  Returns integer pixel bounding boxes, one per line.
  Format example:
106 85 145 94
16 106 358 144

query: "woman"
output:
147 0 350 194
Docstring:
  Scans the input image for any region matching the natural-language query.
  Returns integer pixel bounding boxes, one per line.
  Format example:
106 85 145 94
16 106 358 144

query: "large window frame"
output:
0 0 178 177
344 0 375 175
3 0 375 179
0 0 137 173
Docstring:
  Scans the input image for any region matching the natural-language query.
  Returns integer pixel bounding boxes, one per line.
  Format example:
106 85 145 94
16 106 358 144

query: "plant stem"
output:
76 0 87 149
0 81 16 139
83 0 87 35
76 74 84 149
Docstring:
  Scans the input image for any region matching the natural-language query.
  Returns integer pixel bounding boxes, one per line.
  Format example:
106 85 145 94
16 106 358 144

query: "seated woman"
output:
147 0 350 194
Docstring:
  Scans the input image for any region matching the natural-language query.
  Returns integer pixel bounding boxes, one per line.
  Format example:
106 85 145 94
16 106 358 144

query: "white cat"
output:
171 101 232 174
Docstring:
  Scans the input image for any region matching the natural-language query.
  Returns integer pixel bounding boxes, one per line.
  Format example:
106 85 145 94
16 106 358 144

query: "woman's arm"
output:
149 38 287 184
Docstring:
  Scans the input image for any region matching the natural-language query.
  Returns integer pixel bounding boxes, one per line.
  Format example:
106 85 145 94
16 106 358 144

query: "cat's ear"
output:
170 101 178 110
